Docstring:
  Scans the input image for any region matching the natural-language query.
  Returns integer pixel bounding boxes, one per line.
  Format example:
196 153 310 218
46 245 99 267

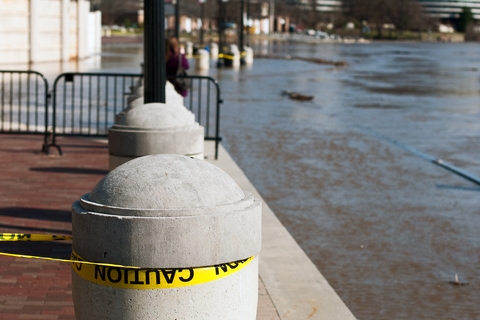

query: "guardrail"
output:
0 70 49 149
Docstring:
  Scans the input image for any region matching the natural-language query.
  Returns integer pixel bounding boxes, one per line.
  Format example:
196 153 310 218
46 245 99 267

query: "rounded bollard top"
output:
122 103 193 129
85 154 245 215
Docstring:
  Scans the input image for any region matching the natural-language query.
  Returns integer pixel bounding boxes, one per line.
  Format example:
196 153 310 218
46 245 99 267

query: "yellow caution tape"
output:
0 233 72 241
71 251 254 289
0 233 253 289
218 53 236 60
0 251 139 268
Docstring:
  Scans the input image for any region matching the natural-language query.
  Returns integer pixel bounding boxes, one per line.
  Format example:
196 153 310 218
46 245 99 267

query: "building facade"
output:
315 0 342 12
310 0 480 20
0 0 101 65
416 0 480 19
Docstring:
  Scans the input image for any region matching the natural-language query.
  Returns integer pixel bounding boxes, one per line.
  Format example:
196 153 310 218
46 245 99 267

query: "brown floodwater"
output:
215 41 480 319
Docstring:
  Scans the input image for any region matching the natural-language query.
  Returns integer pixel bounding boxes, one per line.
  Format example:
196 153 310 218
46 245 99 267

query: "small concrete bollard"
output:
229 44 239 53
229 44 241 68
244 46 254 65
108 102 203 170
232 51 241 68
210 42 219 60
195 49 210 71
71 154 262 319
126 85 143 105
185 41 193 57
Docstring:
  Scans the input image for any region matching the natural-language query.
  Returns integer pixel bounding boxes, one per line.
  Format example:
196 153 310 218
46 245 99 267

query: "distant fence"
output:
0 70 222 159
0 70 49 148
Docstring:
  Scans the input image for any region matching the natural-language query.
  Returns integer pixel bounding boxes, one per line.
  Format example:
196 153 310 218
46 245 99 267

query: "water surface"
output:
217 41 480 319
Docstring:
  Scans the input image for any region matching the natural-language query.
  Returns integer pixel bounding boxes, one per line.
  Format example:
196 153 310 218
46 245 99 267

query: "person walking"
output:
165 36 190 97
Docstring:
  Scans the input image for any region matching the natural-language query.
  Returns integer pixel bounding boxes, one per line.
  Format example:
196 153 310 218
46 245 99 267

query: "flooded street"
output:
11 39 480 319
215 41 480 319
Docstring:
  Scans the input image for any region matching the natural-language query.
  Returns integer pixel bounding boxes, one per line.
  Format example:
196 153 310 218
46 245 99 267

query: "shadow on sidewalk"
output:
0 207 71 223
30 167 109 175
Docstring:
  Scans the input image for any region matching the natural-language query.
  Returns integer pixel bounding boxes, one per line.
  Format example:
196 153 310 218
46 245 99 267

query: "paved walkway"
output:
0 135 353 319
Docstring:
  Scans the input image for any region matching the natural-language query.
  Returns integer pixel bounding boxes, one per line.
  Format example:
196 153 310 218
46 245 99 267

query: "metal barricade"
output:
180 75 222 159
0 70 49 149
47 73 222 159
47 73 142 155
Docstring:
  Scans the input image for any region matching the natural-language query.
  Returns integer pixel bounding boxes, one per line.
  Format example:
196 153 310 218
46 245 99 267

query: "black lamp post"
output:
144 0 166 103
216 0 229 67
239 0 244 51
175 0 180 39
245 0 250 46
199 0 206 45
217 0 224 67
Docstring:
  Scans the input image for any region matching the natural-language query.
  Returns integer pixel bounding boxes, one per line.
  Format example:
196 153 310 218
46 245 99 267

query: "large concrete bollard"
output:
71 154 262 319
108 102 204 170
210 42 219 60
195 49 210 71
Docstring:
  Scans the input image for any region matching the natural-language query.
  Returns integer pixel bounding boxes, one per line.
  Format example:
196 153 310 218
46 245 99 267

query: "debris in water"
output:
281 90 314 101
256 54 348 67
448 273 468 286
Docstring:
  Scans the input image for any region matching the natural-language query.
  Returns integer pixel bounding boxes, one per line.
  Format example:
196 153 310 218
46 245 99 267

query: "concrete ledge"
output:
204 141 356 320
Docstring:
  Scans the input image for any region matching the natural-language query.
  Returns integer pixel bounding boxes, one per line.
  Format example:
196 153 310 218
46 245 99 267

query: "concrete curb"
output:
205 141 356 320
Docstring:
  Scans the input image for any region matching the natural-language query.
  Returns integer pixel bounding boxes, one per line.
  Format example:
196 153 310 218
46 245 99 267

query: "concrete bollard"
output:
185 41 193 57
195 49 210 71
229 44 239 53
210 42 219 60
126 85 143 105
115 82 186 127
232 51 241 68
108 102 203 170
71 154 262 319
244 46 254 65
229 44 241 68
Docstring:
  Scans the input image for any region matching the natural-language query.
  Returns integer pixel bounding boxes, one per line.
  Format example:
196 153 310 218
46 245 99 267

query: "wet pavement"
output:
3 39 480 319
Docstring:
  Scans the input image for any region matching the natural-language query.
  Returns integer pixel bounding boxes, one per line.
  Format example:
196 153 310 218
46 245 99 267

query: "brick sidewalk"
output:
0 135 109 319
0 135 281 320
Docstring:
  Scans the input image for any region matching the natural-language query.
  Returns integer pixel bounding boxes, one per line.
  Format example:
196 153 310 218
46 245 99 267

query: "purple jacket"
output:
166 54 190 97
166 54 189 75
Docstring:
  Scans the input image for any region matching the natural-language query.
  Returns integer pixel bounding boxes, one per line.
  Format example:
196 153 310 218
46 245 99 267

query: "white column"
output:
95 11 102 53
29 0 39 63
61 0 70 61
87 12 95 56
77 0 89 59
